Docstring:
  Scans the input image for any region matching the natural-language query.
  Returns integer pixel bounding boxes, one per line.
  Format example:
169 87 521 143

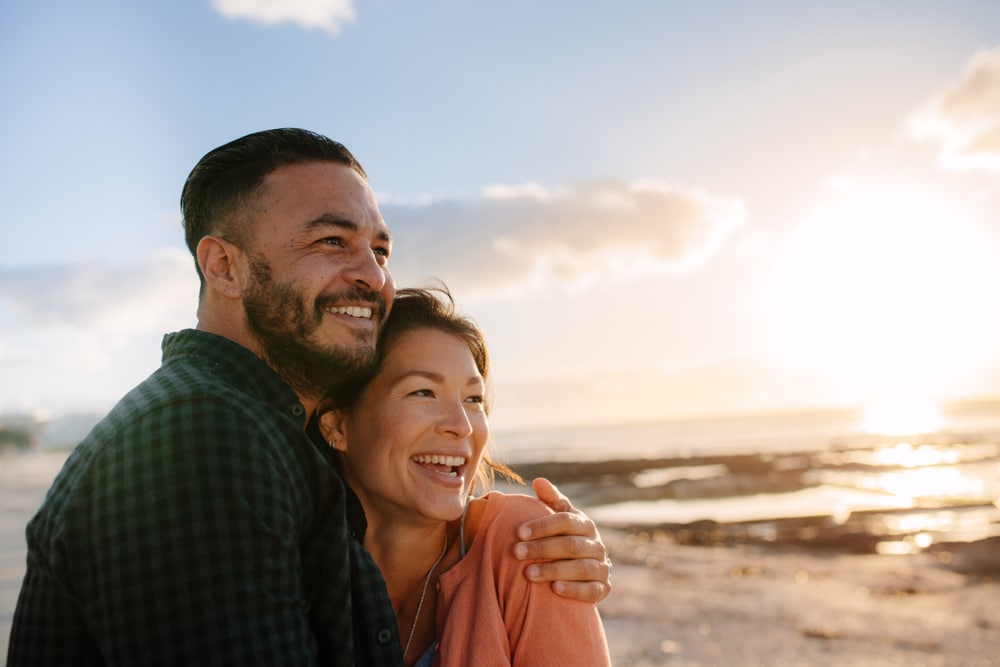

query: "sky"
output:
2 1 1000 432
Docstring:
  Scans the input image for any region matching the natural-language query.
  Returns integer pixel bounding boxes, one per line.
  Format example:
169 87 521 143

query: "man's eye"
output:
374 246 390 258
321 237 345 247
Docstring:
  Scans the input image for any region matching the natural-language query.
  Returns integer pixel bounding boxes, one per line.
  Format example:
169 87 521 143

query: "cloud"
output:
0 250 200 415
908 47 1000 173
210 0 356 36
384 179 747 299
0 249 198 332
0 181 744 417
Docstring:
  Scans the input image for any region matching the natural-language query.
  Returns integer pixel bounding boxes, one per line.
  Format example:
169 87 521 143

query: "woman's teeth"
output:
412 454 466 476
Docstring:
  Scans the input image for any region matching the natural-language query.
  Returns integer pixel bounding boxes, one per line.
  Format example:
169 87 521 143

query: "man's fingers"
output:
521 557 613 602
531 477 572 513
550 580 612 603
524 555 610 583
517 508 597 542
515 535 605 564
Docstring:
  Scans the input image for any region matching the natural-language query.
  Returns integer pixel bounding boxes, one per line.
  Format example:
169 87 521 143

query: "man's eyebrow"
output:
306 214 357 232
307 214 392 243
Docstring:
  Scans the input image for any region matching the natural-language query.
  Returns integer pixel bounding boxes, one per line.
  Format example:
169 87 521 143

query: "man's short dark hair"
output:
180 128 366 287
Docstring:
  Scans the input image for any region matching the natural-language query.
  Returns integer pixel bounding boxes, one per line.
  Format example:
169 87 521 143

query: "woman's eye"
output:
466 395 485 405
409 389 433 397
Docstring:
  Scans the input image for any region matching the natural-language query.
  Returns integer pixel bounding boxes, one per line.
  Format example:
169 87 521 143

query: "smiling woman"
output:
764 182 1000 406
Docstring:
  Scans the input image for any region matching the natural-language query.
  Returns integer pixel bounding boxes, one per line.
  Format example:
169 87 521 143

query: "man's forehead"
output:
262 160 365 193
259 162 389 230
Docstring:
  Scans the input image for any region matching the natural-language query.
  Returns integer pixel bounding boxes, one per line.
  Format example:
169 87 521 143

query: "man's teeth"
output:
412 454 466 467
329 306 372 319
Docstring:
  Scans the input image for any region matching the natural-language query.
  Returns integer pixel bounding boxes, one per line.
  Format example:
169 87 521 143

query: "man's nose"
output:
344 248 388 291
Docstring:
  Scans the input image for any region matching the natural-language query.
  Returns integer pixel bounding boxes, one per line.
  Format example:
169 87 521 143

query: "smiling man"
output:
7 129 610 667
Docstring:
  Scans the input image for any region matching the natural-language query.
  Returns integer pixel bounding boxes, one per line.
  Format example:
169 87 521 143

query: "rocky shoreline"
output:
509 441 1000 567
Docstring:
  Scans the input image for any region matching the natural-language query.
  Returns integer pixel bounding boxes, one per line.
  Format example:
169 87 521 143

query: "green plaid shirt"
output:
8 329 402 666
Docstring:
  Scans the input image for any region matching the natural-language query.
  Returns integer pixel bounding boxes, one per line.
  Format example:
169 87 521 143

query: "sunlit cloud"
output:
0 181 744 417
908 47 1000 173
385 179 747 298
210 0 355 36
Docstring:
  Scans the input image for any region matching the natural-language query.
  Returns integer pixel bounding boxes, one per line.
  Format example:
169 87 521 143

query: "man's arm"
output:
515 478 612 603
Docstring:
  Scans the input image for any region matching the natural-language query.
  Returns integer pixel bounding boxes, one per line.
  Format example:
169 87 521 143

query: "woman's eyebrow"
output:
397 369 444 383
395 370 483 385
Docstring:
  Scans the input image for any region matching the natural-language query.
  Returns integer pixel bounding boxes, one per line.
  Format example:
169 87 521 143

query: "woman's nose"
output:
438 400 474 439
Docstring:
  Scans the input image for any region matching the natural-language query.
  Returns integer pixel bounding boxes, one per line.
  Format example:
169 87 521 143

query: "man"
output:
8 128 610 666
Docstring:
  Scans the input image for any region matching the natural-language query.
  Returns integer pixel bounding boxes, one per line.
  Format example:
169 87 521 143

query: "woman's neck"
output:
364 517 460 666
364 518 453 595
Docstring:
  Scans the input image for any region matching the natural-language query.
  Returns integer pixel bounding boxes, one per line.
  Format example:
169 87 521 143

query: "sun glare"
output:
860 399 945 436
867 466 983 501
766 181 1000 404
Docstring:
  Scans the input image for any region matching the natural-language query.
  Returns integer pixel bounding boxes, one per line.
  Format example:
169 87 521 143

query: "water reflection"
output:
587 435 1000 554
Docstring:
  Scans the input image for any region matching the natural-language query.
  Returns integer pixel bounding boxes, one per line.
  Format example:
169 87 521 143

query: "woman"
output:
316 287 612 666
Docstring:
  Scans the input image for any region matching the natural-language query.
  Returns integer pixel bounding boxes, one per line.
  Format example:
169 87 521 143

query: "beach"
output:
3 441 1000 666
597 528 998 666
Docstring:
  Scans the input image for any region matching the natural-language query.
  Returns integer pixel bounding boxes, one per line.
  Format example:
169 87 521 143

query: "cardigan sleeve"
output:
434 493 611 667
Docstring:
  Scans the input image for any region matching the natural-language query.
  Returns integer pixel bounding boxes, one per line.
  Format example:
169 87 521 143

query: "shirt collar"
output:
161 329 306 419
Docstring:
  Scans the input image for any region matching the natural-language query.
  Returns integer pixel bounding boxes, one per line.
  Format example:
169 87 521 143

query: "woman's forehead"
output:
380 329 480 377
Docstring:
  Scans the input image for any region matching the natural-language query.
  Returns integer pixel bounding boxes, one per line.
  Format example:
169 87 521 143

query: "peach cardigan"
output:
432 492 611 666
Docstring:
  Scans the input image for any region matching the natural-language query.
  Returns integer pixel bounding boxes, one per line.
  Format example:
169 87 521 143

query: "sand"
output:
597 527 999 666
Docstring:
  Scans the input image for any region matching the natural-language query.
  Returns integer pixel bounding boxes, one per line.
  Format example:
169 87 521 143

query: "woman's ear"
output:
197 235 248 300
318 410 349 453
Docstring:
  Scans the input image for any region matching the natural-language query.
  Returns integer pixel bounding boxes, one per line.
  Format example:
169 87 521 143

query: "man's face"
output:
240 161 395 396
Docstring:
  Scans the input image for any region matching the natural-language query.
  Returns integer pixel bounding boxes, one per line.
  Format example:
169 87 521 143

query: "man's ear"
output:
318 410 350 452
197 235 248 300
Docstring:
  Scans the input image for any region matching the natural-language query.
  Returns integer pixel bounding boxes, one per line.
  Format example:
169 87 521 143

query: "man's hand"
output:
515 478 611 603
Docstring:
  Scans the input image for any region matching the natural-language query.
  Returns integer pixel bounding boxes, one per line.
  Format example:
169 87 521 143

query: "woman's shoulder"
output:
478 491 554 531
456 492 555 564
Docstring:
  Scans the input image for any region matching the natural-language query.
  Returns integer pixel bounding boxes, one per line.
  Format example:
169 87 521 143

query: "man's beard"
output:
242 254 385 401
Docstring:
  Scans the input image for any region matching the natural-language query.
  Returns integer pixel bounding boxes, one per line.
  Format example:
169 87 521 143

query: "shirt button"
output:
290 404 305 417
377 628 393 645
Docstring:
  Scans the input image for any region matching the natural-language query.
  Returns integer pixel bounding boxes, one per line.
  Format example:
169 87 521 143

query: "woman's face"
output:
322 327 490 525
